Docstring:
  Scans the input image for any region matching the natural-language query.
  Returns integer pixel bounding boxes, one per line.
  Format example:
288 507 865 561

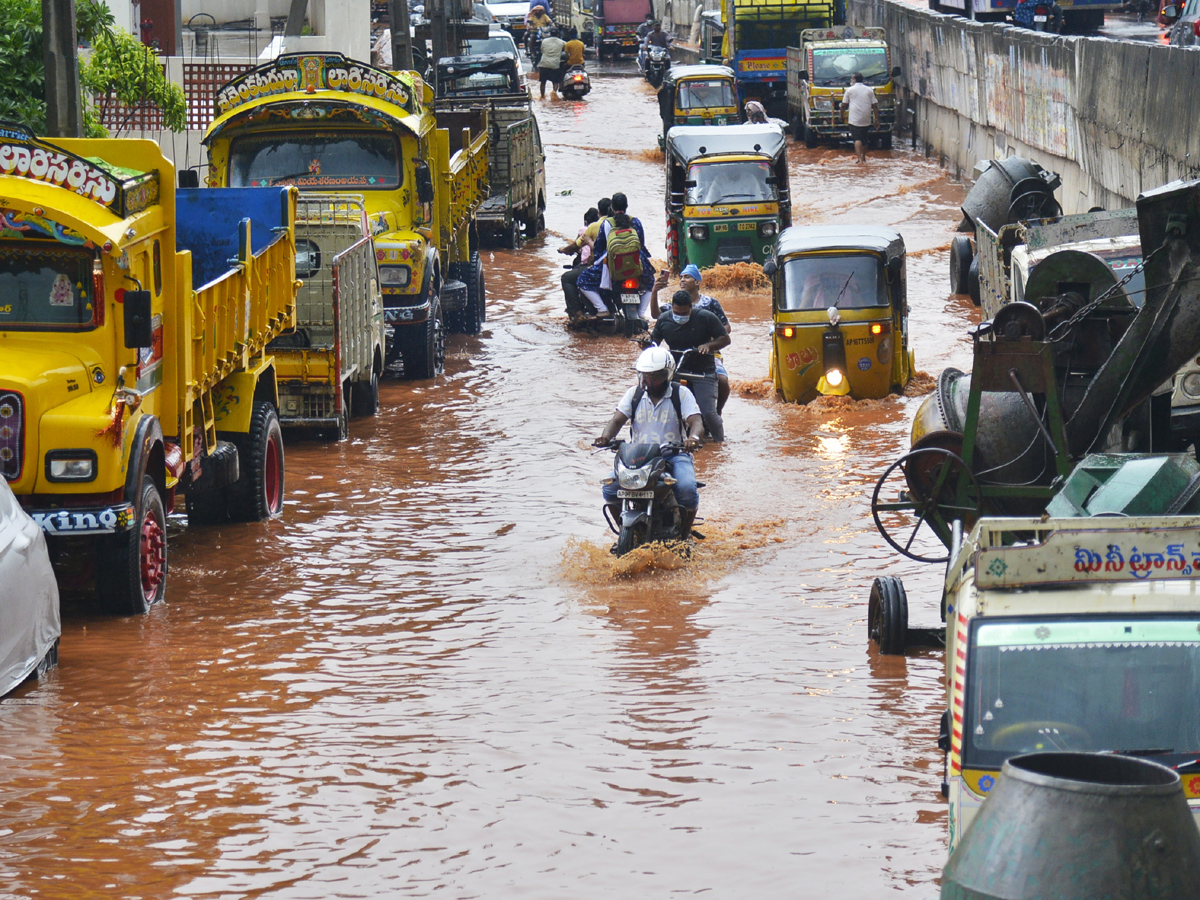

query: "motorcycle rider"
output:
636 12 656 39
593 344 706 538
526 5 553 56
640 20 672 73
648 290 729 441
650 263 733 415
578 192 654 319
560 206 601 321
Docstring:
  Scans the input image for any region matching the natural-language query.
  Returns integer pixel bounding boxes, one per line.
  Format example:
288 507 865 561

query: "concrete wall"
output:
849 0 1200 212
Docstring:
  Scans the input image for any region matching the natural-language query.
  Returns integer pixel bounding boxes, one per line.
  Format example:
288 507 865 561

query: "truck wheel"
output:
804 125 818 149
506 219 522 250
401 300 445 379
881 131 893 150
868 575 908 655
228 401 286 522
351 370 380 417
471 253 487 326
97 475 167 615
949 235 974 294
967 256 981 308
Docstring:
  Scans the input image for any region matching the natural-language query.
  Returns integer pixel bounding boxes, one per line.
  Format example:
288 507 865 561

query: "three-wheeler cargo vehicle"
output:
719 0 834 115
204 53 490 379
0 127 298 615
765 224 913 402
664 123 790 270
785 26 900 149
270 194 385 439
435 53 546 247
656 65 740 144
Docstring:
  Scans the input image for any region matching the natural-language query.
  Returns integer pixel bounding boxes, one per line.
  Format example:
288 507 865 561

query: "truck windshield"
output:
0 245 97 330
686 161 775 205
964 617 1200 770
229 132 401 190
677 79 736 110
781 254 888 311
811 47 889 86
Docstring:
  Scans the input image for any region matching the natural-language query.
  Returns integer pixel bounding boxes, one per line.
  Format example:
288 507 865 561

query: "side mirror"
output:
178 169 199 189
891 66 901 79
685 179 697 188
123 290 153 349
1162 4 1178 16
415 161 435 205
762 259 778 277
765 175 778 185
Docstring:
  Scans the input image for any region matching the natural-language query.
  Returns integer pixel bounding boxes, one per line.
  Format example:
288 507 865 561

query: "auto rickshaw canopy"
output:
665 122 787 167
775 224 903 261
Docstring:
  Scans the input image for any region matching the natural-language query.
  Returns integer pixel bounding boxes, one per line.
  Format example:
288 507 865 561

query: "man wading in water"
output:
840 72 878 165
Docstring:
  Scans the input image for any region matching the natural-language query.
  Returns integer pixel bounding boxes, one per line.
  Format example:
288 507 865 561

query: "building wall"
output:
848 0 1200 211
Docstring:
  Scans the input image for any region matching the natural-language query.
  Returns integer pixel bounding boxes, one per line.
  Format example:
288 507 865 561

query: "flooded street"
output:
0 66 975 897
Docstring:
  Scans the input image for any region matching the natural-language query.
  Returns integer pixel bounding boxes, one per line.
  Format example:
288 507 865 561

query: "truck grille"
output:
0 390 24 482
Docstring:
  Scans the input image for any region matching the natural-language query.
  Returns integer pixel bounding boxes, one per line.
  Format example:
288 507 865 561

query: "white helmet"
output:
635 343 675 381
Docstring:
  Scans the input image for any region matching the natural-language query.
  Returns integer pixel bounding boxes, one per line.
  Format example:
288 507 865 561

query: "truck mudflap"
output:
29 504 136 536
440 280 469 313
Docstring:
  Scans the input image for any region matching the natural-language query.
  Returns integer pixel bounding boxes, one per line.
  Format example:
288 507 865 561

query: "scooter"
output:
602 441 690 555
560 64 591 100
642 44 670 88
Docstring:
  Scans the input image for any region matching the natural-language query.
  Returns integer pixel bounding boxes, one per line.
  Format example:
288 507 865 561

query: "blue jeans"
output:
603 450 699 510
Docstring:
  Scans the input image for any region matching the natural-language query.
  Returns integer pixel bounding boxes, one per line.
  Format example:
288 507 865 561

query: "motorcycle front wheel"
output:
616 522 646 556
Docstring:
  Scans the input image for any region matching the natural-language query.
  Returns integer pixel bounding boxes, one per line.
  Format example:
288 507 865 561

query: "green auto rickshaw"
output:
664 123 791 270
657 64 740 143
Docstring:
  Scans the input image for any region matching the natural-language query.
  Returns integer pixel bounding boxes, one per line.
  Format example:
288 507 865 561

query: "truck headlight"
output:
815 98 833 110
380 265 411 287
689 224 709 241
759 221 778 238
295 239 321 279
1183 373 1200 399
46 450 97 482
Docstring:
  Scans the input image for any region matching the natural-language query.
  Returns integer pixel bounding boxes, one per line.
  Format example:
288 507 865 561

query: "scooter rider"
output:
648 290 729 441
593 344 705 538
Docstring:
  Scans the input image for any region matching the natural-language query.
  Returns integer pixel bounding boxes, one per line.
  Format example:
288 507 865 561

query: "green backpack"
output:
606 223 644 283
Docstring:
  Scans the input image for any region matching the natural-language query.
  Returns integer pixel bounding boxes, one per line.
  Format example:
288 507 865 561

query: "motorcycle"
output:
642 44 670 88
560 64 591 100
565 277 647 337
526 28 543 65
602 441 690 555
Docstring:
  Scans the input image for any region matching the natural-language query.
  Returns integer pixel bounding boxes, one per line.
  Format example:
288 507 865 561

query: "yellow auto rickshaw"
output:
657 64 740 142
765 225 913 402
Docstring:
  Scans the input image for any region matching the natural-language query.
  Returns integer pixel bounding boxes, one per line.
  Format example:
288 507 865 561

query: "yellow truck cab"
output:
766 224 913 402
786 26 900 149
203 53 489 379
0 126 297 615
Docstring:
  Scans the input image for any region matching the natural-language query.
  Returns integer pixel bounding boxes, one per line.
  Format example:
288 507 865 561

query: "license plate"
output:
620 293 640 304
1034 14 1047 20
737 221 757 231
618 490 654 499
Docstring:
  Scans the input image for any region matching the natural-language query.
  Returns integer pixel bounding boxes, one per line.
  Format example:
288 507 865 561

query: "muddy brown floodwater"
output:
0 69 978 898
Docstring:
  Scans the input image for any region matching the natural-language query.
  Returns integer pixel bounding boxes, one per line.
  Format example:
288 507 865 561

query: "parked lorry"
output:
0 127 297 615
593 0 652 57
785 26 900 149
270 194 385 439
204 53 490 379
928 0 1113 33
554 0 596 45
720 0 835 115
435 54 546 247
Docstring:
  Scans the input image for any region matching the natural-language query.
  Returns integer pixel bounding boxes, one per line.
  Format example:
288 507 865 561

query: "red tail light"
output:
1035 4 1049 12
622 278 639 290
1193 18 1200 34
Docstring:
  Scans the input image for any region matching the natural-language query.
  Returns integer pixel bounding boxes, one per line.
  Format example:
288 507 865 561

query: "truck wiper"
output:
1117 748 1174 756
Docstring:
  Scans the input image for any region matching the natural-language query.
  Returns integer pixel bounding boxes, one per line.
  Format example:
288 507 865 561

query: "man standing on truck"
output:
538 26 566 99
840 72 878 165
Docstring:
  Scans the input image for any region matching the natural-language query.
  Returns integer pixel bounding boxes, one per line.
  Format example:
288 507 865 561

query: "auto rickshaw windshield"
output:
686 160 775 205
811 47 889 86
678 79 736 110
781 254 889 311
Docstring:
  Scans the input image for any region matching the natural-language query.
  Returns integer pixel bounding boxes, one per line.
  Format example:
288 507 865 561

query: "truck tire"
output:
401 298 445 379
506 219 522 250
967 256 981 308
881 131 893 150
185 439 240 525
227 401 286 522
97 475 167 615
448 254 486 335
868 575 908 655
804 125 818 149
949 235 974 294
351 370 380 417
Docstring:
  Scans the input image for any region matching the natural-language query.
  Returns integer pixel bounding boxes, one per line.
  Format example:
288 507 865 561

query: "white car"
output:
466 29 521 59
0 478 59 696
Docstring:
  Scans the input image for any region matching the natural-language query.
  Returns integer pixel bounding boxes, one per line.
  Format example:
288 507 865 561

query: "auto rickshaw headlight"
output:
759 221 777 239
825 368 844 388
688 224 709 241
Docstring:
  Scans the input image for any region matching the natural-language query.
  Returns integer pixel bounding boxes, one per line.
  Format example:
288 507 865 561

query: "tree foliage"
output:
0 0 185 137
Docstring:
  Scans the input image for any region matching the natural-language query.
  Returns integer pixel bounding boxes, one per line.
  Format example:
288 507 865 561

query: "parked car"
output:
0 477 59 697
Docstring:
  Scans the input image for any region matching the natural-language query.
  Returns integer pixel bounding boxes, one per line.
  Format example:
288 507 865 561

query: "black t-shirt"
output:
650 308 727 375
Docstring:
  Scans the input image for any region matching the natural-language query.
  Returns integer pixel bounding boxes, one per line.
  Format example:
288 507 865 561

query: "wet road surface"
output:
0 65 975 897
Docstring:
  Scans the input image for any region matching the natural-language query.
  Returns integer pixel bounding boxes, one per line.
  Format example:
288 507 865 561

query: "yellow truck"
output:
0 125 297 615
785 26 901 149
203 53 490 379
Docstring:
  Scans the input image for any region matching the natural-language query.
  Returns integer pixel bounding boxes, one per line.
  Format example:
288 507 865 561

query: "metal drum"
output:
943 752 1200 900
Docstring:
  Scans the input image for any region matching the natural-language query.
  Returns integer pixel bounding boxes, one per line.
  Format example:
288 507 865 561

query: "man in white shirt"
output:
840 72 878 165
